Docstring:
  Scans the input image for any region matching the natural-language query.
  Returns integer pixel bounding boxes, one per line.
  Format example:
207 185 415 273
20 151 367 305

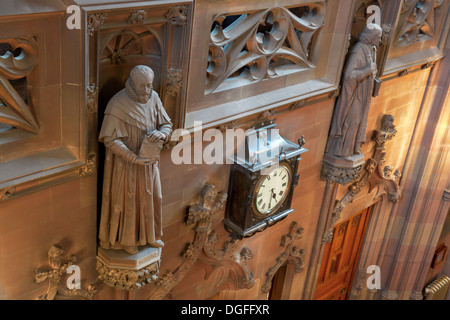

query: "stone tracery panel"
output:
206 3 326 94
394 0 445 47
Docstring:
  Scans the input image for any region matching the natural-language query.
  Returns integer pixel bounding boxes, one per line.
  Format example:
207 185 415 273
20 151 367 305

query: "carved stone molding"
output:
261 222 305 294
165 68 183 97
166 5 188 26
128 9 148 25
87 13 107 36
79 153 97 177
34 245 97 300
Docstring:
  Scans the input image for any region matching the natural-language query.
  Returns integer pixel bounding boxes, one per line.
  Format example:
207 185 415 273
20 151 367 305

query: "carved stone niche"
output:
184 0 355 131
383 0 450 76
77 0 192 132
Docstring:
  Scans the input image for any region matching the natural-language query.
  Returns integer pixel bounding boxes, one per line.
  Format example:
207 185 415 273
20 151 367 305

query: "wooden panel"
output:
314 207 371 300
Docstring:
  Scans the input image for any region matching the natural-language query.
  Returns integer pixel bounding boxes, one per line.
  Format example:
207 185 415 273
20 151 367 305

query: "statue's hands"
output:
135 157 156 166
371 62 378 77
146 130 166 142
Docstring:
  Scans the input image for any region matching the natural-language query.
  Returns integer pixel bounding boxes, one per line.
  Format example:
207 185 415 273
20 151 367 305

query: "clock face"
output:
253 163 292 216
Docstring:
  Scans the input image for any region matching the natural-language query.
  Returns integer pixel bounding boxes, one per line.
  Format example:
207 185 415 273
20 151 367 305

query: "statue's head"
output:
127 65 154 103
360 23 383 46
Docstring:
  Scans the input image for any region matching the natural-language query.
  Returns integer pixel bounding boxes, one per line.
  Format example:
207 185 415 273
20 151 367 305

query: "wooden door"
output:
313 207 371 300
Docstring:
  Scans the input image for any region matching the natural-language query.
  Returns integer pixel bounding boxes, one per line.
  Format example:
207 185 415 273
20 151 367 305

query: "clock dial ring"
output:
252 162 293 217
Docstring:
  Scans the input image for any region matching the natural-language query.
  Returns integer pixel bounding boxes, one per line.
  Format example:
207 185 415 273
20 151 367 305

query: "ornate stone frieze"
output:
261 222 305 294
205 3 326 94
34 245 97 300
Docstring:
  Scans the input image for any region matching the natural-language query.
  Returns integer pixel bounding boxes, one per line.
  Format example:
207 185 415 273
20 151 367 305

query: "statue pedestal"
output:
96 246 161 291
321 153 365 185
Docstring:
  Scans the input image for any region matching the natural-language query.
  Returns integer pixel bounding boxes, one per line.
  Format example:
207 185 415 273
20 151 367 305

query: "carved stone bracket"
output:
34 245 97 300
88 13 107 36
261 222 305 294
322 115 402 243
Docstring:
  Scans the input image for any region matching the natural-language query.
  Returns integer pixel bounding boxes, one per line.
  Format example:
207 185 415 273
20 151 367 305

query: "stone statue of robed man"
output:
99 65 172 255
325 23 383 158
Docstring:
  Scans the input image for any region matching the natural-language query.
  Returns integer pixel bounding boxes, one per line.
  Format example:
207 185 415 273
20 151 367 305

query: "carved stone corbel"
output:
261 222 305 294
34 245 97 300
322 115 402 243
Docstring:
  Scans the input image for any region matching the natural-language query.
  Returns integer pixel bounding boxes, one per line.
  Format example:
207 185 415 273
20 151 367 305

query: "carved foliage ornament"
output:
0 37 39 134
206 3 326 94
88 13 107 36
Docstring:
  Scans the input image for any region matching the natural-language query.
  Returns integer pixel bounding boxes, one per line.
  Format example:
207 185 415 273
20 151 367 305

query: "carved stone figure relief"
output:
98 65 173 255
0 38 39 134
205 3 326 94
